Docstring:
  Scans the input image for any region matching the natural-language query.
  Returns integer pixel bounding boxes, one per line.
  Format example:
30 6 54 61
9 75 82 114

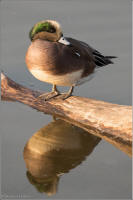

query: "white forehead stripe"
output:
46 20 61 29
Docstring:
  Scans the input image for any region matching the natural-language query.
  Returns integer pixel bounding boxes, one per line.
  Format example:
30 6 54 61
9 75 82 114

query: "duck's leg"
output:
38 84 60 101
61 85 74 100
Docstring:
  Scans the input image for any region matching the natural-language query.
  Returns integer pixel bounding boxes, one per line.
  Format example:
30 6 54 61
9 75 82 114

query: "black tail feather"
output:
104 56 117 65
93 50 117 67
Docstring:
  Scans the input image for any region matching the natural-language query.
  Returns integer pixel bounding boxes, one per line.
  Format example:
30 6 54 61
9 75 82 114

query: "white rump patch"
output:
76 73 95 85
76 69 99 85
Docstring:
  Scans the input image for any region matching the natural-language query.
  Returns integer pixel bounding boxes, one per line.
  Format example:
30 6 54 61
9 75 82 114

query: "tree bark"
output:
1 72 132 157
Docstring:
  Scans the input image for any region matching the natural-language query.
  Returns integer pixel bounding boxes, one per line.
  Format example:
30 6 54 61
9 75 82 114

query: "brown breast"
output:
25 38 96 77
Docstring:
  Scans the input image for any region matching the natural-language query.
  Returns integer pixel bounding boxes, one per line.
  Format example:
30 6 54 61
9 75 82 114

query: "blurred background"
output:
1 0 132 199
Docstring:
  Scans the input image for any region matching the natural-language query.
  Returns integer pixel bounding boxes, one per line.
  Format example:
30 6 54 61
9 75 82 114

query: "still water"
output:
1 0 132 199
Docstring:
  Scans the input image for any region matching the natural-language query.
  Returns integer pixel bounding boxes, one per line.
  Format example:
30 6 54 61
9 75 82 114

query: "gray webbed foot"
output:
38 85 60 101
59 86 74 100
37 85 74 101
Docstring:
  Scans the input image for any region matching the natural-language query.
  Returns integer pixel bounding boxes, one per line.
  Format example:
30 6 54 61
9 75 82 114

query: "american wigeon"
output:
26 20 116 100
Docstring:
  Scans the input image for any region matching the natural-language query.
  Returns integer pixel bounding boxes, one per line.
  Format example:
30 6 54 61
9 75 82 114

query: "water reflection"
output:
23 118 101 196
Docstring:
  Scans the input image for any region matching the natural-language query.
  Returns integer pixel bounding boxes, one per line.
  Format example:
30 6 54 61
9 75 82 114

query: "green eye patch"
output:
29 21 56 40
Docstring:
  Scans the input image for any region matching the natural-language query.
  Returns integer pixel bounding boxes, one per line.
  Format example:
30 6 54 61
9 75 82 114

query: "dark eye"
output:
49 27 56 33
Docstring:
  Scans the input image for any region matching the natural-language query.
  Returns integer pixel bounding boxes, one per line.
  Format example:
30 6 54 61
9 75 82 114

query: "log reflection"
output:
23 119 101 196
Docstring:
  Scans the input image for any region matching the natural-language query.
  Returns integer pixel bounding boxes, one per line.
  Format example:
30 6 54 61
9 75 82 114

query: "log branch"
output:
1 72 132 156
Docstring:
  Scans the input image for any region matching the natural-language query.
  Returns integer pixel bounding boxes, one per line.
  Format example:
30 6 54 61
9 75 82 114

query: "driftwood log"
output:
1 72 132 157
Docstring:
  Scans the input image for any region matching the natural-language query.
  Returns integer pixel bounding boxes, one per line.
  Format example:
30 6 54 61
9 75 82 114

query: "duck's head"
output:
29 20 70 45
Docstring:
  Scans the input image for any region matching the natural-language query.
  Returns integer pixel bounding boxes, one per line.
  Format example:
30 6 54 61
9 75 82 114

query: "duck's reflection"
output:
23 118 101 196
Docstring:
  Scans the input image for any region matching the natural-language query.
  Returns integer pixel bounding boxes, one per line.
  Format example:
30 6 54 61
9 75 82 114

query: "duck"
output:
25 20 116 100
